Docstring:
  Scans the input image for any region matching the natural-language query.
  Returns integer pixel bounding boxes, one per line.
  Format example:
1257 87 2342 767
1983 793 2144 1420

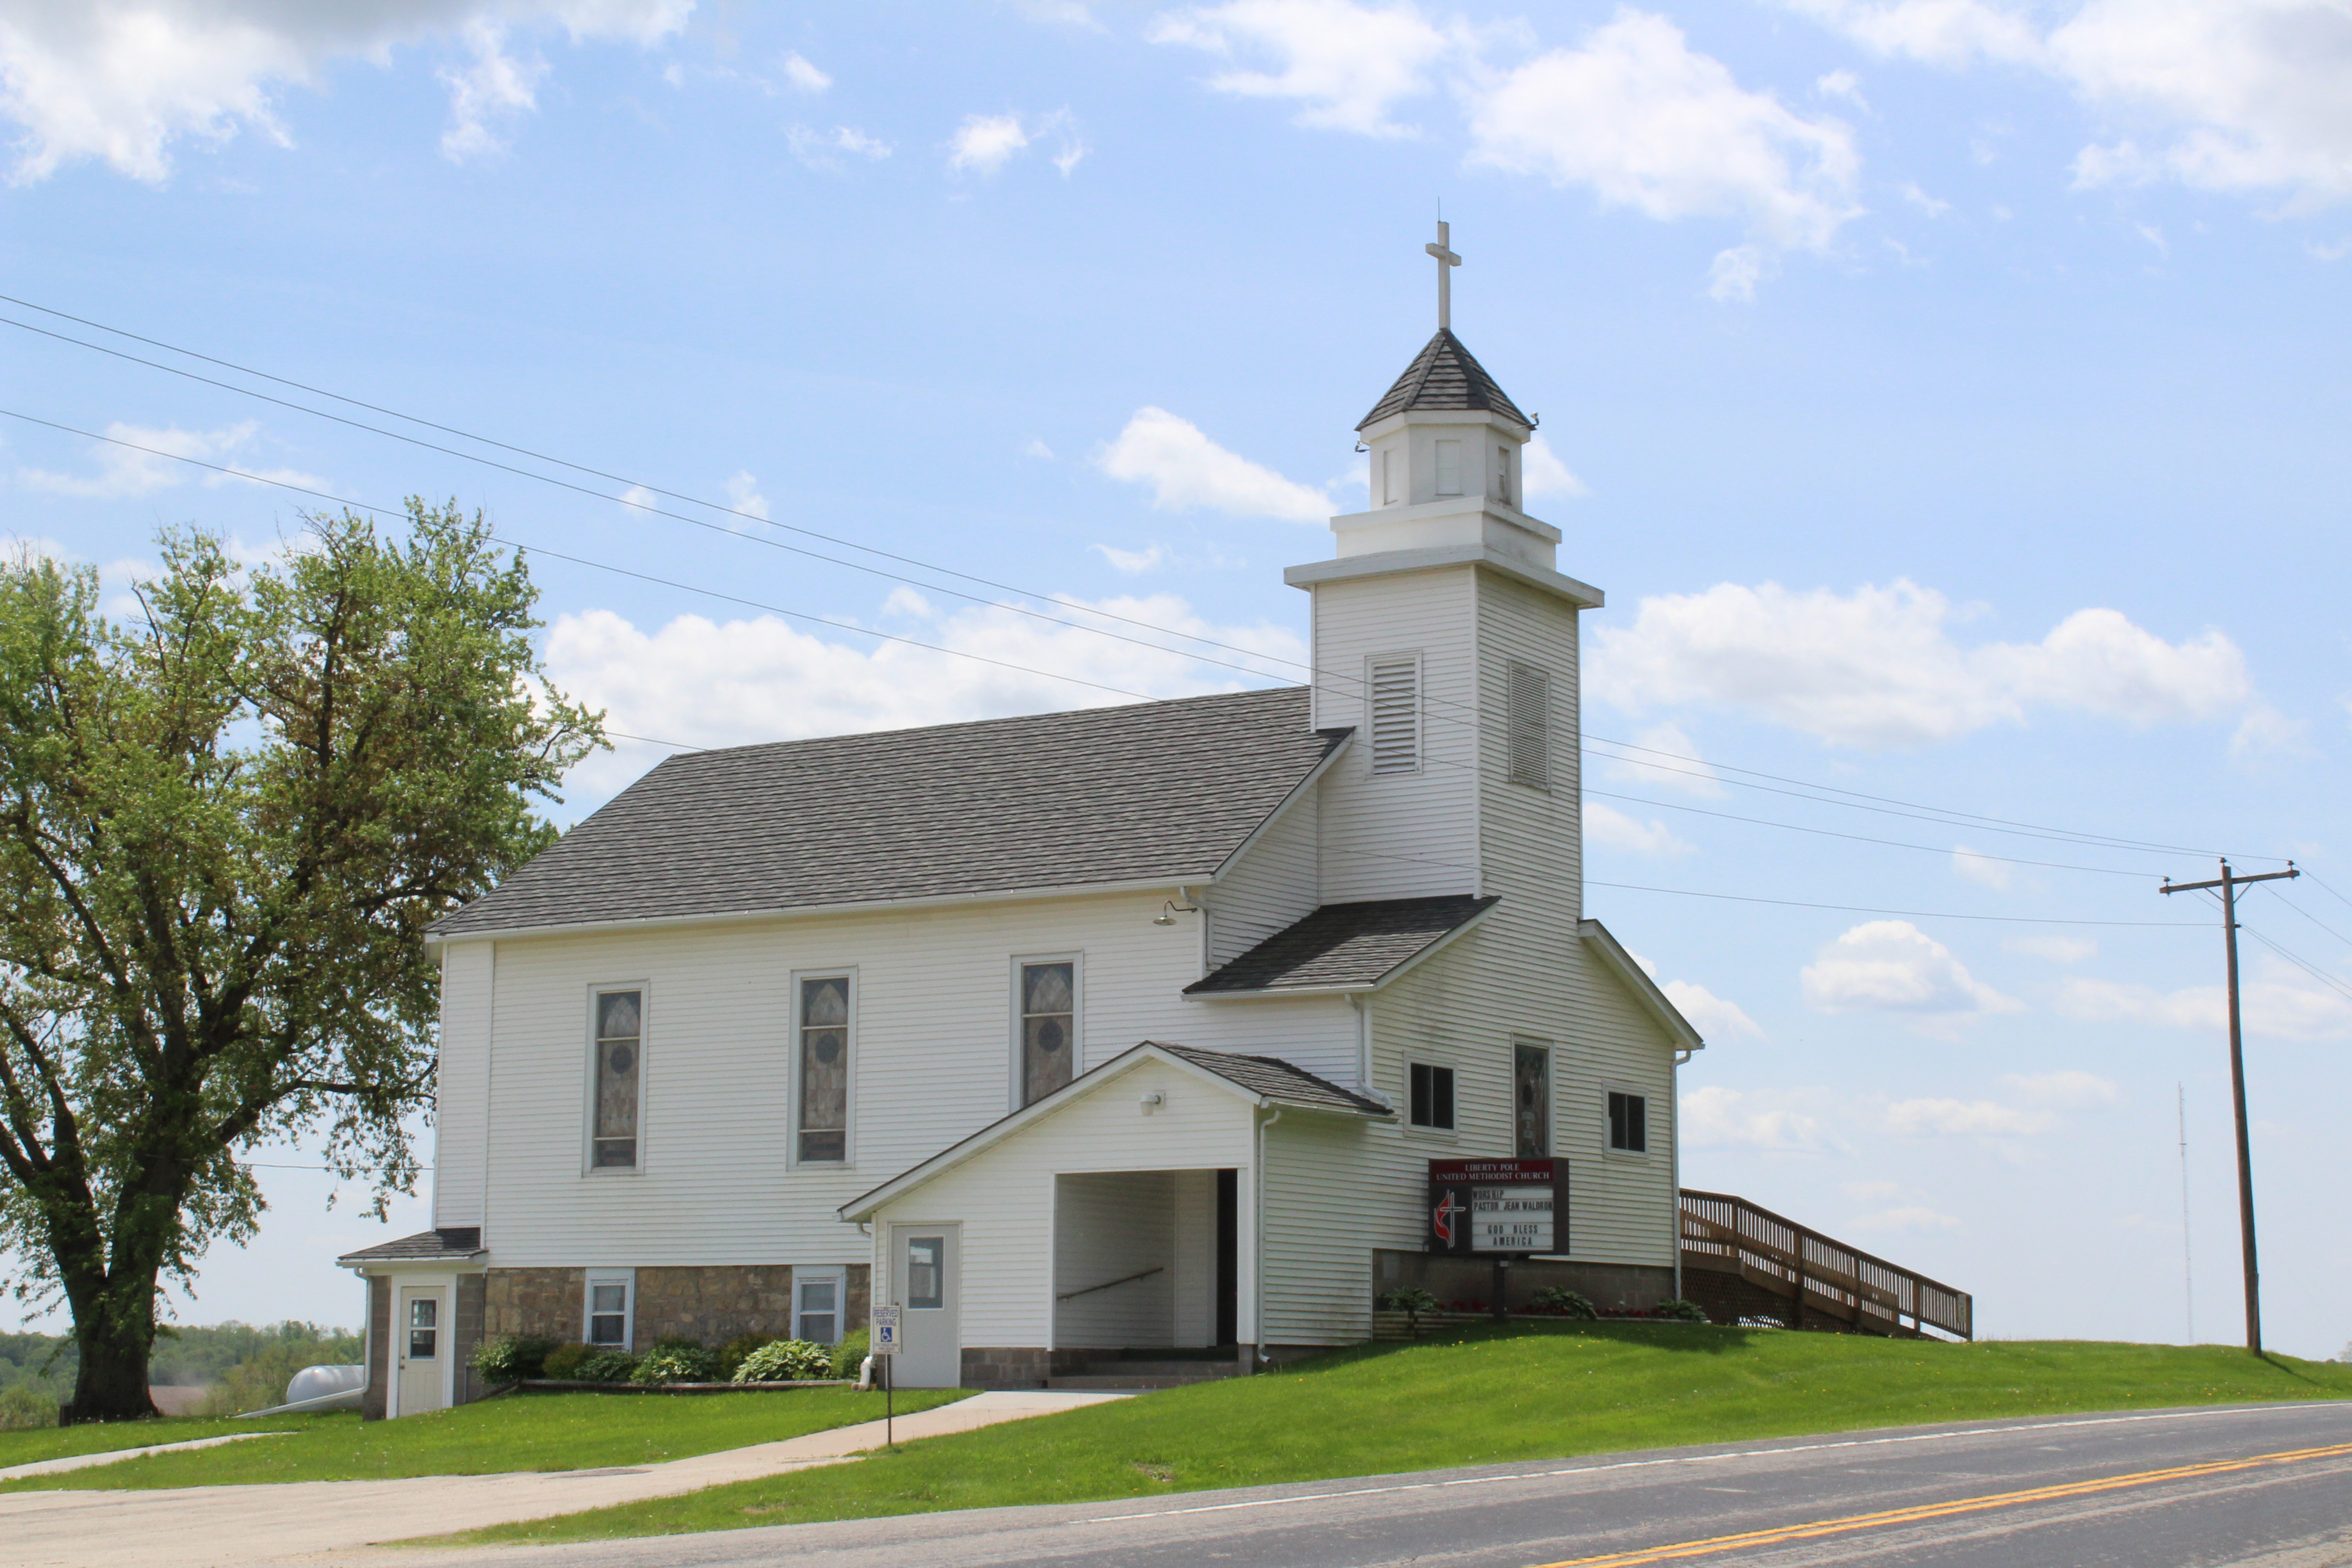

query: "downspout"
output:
1670 1051 1691 1301
1349 995 1372 1095
1254 1104 1283 1366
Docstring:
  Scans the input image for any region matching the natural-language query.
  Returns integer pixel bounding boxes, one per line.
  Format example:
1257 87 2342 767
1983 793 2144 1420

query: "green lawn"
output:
435 1325 2352 1547
0 1416 302 1472
0 1387 966 1491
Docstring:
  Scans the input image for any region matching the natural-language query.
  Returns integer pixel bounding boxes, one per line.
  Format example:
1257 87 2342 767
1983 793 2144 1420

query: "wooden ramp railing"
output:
1680 1188 1973 1341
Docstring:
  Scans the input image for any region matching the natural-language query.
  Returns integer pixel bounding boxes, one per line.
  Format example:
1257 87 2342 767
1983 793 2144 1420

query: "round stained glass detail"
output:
607 1044 635 1075
813 1030 843 1064
1038 1019 1066 1054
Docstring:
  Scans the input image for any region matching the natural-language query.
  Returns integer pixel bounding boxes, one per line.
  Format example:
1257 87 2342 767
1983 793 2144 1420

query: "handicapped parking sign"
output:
871 1306 901 1355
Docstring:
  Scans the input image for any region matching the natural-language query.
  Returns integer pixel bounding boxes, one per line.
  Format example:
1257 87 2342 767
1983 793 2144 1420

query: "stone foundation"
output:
484 1267 587 1343
1372 1250 1677 1315
958 1347 1064 1388
453 1274 488 1405
363 1276 391 1421
635 1265 795 1344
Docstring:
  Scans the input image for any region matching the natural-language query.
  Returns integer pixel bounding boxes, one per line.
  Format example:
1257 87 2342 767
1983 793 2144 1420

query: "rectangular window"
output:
1495 444 1513 506
1506 660 1551 789
1515 1041 1551 1156
905 1235 945 1310
585 1271 633 1348
591 989 642 1169
1409 1062 1456 1130
1380 446 1399 505
1368 654 1421 775
793 1267 845 1346
1608 1090 1649 1153
406 1296 439 1361
798 975 852 1163
1019 960 1077 1106
1434 438 1462 495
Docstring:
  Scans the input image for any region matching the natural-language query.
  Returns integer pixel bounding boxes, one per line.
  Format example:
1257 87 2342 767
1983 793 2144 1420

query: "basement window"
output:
585 1270 634 1349
1608 1090 1649 1154
794 1267 846 1346
1409 1062 1456 1131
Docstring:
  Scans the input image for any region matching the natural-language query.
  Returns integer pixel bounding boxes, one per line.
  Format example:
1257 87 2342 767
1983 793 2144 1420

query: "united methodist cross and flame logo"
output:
1431 1190 1466 1246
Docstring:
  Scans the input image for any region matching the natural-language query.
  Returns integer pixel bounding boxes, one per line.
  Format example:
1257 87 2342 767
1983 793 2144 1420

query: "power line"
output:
1583 879 2205 926
0 409 1161 704
8 292 2293 873
2235 924 2352 1007
2295 869 2352 919
1582 788 2153 877
2251 888 2352 957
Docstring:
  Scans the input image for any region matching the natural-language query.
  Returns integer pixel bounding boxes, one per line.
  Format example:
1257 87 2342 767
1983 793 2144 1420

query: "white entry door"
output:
891 1225 960 1388
397 1286 449 1416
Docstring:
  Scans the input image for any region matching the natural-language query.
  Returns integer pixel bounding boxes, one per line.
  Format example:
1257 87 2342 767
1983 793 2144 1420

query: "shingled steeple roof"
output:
1357 328 1533 432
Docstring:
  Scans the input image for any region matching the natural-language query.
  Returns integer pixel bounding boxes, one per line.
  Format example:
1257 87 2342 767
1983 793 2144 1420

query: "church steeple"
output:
1357 328 1534 433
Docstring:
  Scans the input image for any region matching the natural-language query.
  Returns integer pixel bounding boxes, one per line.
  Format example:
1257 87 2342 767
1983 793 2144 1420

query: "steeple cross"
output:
1426 220 1460 331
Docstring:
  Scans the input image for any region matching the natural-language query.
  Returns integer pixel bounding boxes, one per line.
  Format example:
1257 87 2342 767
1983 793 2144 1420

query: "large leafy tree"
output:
0 502 601 1420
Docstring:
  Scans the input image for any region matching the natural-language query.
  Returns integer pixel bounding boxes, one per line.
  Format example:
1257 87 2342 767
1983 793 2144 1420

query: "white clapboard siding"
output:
431 941 493 1228
446 890 1353 1275
870 1056 1258 1348
1207 789 1320 966
1055 1170 1177 1348
1309 567 1480 904
1260 1112 1385 1345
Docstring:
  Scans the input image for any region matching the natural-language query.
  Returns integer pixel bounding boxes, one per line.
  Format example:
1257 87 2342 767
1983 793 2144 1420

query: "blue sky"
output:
2 0 2347 1357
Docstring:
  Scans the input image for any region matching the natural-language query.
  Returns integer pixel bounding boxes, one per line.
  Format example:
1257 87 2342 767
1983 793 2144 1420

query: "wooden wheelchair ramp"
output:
1680 1188 1973 1340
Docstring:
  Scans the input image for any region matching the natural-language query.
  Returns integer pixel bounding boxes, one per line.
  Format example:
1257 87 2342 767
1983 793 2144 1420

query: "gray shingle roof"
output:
433 687 1347 938
1183 895 1499 995
1358 329 1534 431
1153 1043 1393 1115
338 1227 484 1263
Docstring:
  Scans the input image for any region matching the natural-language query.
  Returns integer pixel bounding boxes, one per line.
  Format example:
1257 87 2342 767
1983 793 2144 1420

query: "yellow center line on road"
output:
1524 1439 2352 1568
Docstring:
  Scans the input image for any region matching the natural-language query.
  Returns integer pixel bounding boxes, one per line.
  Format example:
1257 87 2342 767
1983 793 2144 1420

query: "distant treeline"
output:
1 1321 363 1396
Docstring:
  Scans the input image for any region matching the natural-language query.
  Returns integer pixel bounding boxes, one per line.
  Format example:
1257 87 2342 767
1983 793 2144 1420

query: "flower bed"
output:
516 1379 854 1394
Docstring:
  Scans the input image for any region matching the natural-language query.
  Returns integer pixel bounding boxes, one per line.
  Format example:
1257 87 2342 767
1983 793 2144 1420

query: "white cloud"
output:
2002 932 2098 962
1663 978 1765 1040
617 483 659 511
1584 800 1692 856
1520 433 1588 500
722 470 768 523
1098 407 1332 521
879 586 933 618
1587 579 2253 748
946 108 1084 176
1093 543 1167 574
546 590 1308 800
1706 244 1770 303
779 50 829 93
1884 1096 2053 1135
0 0 693 182
1600 722 1727 798
1466 12 1862 254
2000 1068 2120 1108
787 123 891 168
17 420 324 497
1951 844 2012 888
1022 438 1055 460
1682 1084 1830 1151
439 19 543 160
2055 957 2352 1041
1900 180 1951 216
1785 0 2352 206
1802 920 2019 1016
2231 704 2308 758
1816 67 1867 105
1147 0 1461 137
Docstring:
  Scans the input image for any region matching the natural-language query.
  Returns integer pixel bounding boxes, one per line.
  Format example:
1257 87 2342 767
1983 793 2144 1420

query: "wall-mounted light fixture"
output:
1152 897 1202 927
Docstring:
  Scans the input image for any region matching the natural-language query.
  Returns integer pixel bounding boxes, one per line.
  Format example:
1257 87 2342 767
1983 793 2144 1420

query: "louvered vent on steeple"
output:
1368 655 1422 774
1506 660 1551 789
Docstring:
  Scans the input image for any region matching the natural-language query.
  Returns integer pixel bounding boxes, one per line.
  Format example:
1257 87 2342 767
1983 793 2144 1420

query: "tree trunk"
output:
66 1261 162 1422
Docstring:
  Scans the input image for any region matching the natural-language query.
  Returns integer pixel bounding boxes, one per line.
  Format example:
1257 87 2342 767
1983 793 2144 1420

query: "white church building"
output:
341 254 1709 1418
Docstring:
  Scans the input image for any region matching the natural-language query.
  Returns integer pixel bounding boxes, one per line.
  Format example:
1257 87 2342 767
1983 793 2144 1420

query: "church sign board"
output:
1426 1158 1567 1256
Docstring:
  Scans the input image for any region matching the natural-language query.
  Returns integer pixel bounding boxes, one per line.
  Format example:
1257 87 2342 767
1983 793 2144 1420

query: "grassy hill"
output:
445 1322 2352 1547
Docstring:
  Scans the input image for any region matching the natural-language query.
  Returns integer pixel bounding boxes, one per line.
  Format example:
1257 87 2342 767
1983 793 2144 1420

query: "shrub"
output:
539 1342 593 1381
731 1339 832 1383
1377 1287 1440 1335
1655 1298 1711 1323
470 1335 558 1386
0 1383 56 1430
829 1328 869 1382
572 1348 640 1384
714 1333 771 1382
630 1341 722 1385
1528 1287 1598 1319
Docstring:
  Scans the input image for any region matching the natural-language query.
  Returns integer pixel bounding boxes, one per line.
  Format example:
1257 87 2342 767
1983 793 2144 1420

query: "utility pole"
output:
2160 859 2297 1355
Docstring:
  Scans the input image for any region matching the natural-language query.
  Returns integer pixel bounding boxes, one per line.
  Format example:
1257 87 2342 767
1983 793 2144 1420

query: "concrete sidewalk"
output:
0 1388 1127 1568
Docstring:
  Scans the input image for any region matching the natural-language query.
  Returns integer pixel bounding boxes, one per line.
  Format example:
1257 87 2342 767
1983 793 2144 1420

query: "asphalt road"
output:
374 1400 2352 1568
